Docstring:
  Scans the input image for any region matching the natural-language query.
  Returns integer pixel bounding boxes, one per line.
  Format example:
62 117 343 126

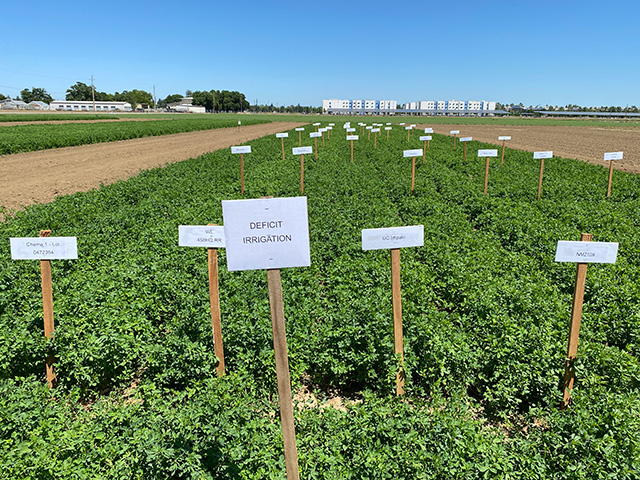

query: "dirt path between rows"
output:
419 124 640 174
0 121 305 215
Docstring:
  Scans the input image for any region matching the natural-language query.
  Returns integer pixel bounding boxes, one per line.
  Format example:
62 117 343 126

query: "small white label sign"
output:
460 137 472 142
534 151 553 159
310 132 321 138
276 133 289 138
554 241 618 264
362 225 424 251
313 123 321 126
403 149 423 157
293 146 313 155
450 130 460 134
419 135 432 141
386 122 391 125
425 128 434 133
347 128 356 132
222 196 310 271
366 126 373 130
385 127 392 131
372 128 380 133
10 237 78 260
405 126 412 130
347 135 359 141
604 151 623 161
179 226 225 248
400 123 405 125
319 128 327 133
295 127 305 131
231 146 251 154
329 123 335 126
498 136 511 141
478 149 498 157
326 126 333 130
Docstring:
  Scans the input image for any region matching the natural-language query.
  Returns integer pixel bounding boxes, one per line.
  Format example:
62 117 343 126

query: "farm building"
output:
167 97 206 113
50 100 132 112
0 99 29 110
27 101 51 110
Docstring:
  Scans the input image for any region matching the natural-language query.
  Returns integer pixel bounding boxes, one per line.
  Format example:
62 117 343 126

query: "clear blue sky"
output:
2 0 639 107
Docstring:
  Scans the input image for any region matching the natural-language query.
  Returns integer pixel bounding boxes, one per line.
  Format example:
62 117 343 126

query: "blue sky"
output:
2 0 639 107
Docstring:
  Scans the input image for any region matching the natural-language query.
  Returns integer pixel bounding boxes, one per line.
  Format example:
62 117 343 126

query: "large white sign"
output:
222 196 311 271
424 128 434 133
179 226 226 248
276 133 289 138
534 151 553 159
310 132 321 138
478 149 498 157
403 149 423 157
498 136 511 141
362 225 424 251
347 135 359 141
554 241 618 264
10 237 78 260
293 146 313 155
460 137 472 142
450 130 460 134
231 146 251 154
604 151 623 161
419 135 432 141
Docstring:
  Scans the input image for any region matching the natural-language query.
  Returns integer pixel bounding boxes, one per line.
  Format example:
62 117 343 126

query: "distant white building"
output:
50 100 132 112
322 99 397 115
0 99 28 110
28 101 51 110
403 99 497 115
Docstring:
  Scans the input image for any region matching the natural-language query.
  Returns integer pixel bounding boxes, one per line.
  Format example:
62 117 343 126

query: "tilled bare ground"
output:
419 124 640 174
0 122 305 215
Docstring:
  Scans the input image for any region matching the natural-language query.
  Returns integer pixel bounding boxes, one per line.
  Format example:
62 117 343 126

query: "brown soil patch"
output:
419 124 640 174
0 122 305 215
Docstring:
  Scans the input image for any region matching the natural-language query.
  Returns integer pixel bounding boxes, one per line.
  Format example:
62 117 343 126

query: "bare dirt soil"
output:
0 122 304 215
420 124 640 174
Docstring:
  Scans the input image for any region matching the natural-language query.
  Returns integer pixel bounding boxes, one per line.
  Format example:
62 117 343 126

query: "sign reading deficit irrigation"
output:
222 196 311 271
10 237 78 260
231 146 251 154
178 226 226 248
554 241 619 264
362 225 424 250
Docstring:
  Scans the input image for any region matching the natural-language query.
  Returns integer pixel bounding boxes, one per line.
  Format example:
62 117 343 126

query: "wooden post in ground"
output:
604 152 623 197
561 233 592 409
300 154 304 193
499 136 511 165
391 248 404 395
483 156 490 195
351 139 354 163
607 161 614 197
207 224 225 376
411 156 416 194
267 268 300 479
281 137 285 161
240 153 244 195
538 157 545 199
39 230 56 389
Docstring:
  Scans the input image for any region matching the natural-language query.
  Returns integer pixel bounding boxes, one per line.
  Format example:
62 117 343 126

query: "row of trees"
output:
496 102 640 114
66 83 153 108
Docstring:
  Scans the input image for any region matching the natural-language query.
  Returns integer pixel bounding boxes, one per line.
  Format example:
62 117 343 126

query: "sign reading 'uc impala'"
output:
222 196 310 271
554 241 618 264
361 225 424 251
10 237 78 260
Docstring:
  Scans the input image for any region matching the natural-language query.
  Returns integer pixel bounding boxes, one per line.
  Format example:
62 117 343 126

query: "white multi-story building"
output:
50 100 132 112
403 99 498 115
322 99 397 115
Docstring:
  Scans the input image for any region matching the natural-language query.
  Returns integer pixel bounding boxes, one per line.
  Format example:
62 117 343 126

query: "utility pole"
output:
91 75 96 112
153 85 157 112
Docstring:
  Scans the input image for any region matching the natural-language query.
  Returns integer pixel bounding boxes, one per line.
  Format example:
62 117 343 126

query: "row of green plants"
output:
0 113 121 122
0 115 271 155
0 126 638 478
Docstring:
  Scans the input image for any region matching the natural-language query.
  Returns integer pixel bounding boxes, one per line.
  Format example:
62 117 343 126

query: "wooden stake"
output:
298 131 301 146
483 156 490 195
267 268 300 479
300 154 304 193
281 137 285 161
607 161 614 197
322 131 325 147
387 129 390 141
314 138 318 160
423 141 426 163
207 224 225 376
407 129 410 142
368 129 371 141
240 153 245 196
427 138 431 150
561 233 593 409
463 141 467 162
350 140 354 163
390 248 404 395
374 131 377 149
453 134 457 151
501 140 506 166
538 158 545 199
39 229 56 389
411 157 416 195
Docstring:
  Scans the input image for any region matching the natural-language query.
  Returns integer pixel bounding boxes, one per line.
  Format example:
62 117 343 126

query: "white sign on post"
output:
554 241 619 264
366 126 373 130
405 126 412 130
361 225 424 251
478 149 498 157
178 226 226 248
295 127 305 132
329 123 335 126
10 237 78 260
319 128 327 133
403 149 423 158
372 128 380 133
400 123 405 126
310 132 321 138
424 128 434 133
231 146 251 154
460 137 472 142
419 135 432 141
313 123 321 126
346 135 359 141
293 146 313 155
385 127 392 131
604 152 623 161
498 136 511 141
534 151 553 159
276 133 289 139
450 130 460 134
347 128 356 132
386 122 391 125
222 196 311 271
